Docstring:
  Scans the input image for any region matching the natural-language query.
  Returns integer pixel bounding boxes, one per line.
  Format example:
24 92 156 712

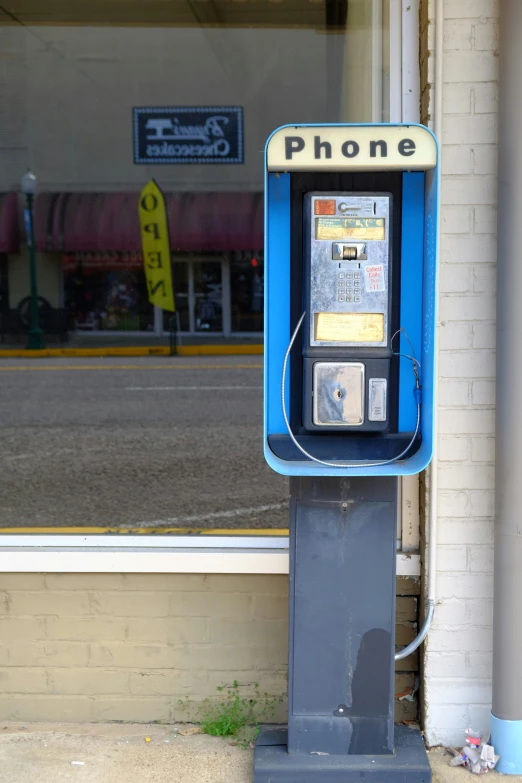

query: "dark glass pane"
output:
163 261 189 332
194 262 222 333
65 263 154 332
231 255 264 333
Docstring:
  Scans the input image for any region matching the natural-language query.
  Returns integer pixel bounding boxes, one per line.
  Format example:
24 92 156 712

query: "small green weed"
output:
178 680 281 748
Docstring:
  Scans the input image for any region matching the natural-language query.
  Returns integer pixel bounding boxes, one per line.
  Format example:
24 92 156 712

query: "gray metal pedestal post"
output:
254 476 431 783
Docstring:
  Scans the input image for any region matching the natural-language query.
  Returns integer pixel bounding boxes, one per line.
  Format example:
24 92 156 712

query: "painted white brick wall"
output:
421 0 499 747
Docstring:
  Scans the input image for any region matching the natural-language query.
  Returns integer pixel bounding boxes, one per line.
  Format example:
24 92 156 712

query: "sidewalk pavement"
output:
1 722 520 783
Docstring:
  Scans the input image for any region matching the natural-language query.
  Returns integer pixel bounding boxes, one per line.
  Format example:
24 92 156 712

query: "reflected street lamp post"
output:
21 170 45 350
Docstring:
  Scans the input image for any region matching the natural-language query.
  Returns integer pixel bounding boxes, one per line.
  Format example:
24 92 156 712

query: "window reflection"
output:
65 258 154 332
0 1 390 529
0 7 389 342
194 261 222 333
231 255 264 333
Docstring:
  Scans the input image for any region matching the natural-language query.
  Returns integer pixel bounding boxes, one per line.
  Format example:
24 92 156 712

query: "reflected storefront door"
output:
166 259 223 334
172 262 190 332
193 261 222 333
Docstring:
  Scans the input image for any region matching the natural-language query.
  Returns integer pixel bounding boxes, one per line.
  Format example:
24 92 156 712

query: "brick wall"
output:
0 573 419 723
420 0 498 747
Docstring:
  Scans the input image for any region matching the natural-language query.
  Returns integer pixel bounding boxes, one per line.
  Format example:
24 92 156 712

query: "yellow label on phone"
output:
315 312 385 343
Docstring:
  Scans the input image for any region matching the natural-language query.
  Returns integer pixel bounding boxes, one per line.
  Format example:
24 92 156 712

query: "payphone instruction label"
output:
364 264 385 292
316 217 385 241
315 312 384 343
369 378 387 421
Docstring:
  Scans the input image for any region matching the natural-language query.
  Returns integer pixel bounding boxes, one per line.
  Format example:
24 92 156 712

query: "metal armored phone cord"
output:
281 312 422 469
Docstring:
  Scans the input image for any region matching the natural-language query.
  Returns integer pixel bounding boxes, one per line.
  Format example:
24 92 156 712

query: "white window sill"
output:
0 536 420 576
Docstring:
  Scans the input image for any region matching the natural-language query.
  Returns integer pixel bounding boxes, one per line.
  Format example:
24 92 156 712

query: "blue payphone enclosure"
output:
264 123 439 476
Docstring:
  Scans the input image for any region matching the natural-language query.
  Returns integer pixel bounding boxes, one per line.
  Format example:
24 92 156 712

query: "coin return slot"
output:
313 362 365 426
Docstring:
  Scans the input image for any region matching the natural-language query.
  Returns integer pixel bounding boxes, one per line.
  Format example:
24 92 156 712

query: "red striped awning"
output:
0 193 20 254
34 191 263 254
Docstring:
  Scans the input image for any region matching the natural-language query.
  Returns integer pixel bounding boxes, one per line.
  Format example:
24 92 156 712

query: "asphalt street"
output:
0 356 289 529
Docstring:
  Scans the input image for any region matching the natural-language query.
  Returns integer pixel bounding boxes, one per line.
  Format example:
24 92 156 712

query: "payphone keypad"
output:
338 271 361 303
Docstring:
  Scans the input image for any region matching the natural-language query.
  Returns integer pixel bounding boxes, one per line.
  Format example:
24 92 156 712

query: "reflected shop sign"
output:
63 252 144 272
133 106 244 165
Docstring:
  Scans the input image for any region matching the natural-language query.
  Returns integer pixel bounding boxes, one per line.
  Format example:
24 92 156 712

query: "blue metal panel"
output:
398 172 425 433
418 164 440 467
263 123 440 477
264 173 291 437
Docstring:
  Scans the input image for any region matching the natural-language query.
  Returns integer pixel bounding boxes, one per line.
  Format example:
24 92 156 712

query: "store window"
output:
0 0 396 532
231 255 264 334
64 254 154 332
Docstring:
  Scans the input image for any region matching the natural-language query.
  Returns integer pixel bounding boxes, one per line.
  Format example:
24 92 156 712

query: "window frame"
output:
1 0 421 574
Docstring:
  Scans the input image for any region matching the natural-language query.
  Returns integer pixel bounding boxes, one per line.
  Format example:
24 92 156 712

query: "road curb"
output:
0 345 263 359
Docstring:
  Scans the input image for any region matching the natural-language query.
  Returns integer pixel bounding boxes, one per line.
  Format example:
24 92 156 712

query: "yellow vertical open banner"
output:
138 180 175 312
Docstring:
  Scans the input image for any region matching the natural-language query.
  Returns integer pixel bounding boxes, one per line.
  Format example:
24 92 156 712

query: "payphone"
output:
264 123 438 475
255 124 439 783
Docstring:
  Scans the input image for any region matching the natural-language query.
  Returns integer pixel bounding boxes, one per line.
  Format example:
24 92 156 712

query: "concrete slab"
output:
0 722 253 783
2 723 522 783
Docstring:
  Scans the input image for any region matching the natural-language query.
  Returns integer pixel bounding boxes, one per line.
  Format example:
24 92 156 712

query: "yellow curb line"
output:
0 527 289 536
0 344 263 359
0 363 263 371
180 344 263 356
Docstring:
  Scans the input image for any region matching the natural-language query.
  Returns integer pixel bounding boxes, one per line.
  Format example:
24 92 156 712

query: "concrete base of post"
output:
490 714 522 774
254 725 431 783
